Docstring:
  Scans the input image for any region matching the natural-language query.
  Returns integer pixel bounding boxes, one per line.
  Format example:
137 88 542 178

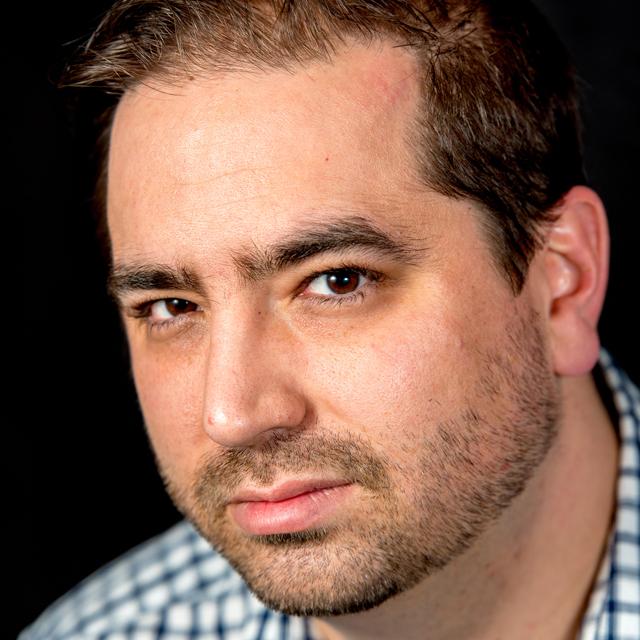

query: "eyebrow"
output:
108 215 428 302
108 264 206 302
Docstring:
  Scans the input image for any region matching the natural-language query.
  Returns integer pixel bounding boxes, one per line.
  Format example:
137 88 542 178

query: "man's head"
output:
67 0 609 619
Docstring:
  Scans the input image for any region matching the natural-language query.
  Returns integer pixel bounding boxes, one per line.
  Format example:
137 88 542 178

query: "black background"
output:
17 2 639 637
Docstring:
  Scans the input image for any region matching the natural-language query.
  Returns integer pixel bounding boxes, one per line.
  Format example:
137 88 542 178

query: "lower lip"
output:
229 484 354 536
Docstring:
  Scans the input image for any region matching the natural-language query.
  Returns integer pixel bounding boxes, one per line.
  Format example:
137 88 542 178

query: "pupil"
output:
327 271 359 294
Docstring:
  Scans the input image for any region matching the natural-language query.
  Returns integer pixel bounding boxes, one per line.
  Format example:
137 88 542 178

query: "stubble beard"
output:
155 310 561 617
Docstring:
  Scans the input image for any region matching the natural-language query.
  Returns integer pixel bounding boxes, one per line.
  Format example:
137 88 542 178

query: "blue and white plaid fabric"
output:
21 349 639 640
579 350 640 640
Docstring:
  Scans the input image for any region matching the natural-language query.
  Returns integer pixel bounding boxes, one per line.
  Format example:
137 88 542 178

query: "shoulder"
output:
19 520 298 639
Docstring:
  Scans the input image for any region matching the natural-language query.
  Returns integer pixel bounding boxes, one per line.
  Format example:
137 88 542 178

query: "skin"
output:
108 40 619 640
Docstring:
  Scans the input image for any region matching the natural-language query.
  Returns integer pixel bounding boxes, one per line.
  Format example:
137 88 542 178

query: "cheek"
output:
129 342 207 477
307 305 481 446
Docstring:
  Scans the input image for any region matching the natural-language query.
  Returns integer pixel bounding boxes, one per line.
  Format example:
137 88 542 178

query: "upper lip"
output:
228 478 352 504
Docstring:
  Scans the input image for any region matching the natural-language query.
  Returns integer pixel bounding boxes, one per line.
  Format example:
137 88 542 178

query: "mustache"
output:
190 430 391 510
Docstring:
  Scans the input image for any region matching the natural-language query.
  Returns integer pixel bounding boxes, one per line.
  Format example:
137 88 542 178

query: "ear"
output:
540 186 610 376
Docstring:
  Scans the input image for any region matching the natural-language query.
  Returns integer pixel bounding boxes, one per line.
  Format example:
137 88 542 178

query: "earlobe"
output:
542 186 610 377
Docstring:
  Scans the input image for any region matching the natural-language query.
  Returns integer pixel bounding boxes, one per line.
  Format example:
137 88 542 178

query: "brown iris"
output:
326 270 361 295
165 299 198 315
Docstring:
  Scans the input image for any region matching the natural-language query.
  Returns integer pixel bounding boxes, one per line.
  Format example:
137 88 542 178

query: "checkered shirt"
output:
21 349 640 640
578 350 639 640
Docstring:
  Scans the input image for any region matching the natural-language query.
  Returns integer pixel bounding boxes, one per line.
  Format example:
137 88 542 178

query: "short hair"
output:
63 0 585 293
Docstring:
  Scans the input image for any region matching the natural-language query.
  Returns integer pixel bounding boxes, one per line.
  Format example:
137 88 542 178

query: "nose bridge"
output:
203 303 306 447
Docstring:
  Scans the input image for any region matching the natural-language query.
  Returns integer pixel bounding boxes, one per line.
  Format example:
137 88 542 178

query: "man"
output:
22 1 639 638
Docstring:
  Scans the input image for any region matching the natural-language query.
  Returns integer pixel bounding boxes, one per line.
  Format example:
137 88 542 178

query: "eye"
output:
300 266 383 307
306 269 366 296
148 298 199 320
127 297 201 335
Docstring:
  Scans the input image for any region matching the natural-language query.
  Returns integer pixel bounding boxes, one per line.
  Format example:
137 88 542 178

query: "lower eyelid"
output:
316 289 368 307
144 311 202 337
302 278 381 307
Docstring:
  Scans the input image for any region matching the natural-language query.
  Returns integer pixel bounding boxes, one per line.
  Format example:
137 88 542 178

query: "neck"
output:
311 373 619 640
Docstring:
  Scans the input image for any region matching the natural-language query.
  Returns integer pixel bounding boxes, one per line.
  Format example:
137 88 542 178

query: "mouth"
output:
227 479 354 536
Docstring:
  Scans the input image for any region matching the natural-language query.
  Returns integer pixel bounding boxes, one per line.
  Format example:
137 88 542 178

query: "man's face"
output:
108 42 560 615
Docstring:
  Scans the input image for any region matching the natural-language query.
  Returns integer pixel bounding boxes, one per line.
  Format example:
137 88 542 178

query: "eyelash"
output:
127 263 384 334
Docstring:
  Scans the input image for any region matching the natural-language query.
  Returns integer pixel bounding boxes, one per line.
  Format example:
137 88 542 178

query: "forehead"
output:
107 41 427 263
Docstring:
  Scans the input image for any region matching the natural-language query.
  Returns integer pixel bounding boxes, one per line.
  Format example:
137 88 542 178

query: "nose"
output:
202 308 308 448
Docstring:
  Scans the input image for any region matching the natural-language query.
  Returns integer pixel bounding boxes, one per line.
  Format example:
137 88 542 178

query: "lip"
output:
227 479 354 536
229 478 351 504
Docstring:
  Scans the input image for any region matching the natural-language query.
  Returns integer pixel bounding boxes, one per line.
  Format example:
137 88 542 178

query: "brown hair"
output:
63 0 585 293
